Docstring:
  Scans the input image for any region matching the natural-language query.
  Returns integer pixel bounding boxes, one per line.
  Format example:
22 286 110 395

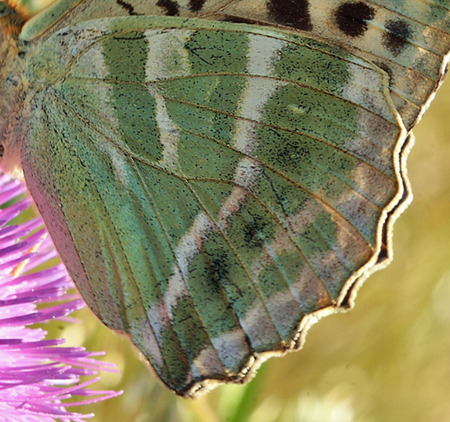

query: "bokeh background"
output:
14 1 450 421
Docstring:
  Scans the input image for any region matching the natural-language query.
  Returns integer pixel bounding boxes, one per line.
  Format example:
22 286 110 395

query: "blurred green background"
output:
14 1 450 421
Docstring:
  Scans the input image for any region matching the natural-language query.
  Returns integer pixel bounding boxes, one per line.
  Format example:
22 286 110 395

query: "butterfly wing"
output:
215 0 450 130
22 0 450 131
21 16 407 396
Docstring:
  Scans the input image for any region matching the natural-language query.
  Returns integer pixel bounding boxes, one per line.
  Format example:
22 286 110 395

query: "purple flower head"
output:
0 171 121 421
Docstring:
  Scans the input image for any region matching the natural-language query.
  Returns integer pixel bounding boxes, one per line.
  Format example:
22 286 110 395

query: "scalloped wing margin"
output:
22 17 408 396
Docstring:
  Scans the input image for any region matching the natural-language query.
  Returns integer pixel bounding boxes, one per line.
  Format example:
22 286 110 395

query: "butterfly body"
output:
0 0 449 397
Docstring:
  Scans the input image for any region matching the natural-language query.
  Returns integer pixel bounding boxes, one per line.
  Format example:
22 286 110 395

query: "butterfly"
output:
0 0 449 398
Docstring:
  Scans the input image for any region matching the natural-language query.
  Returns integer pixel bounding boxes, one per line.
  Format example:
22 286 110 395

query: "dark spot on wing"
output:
189 0 206 12
222 15 263 25
267 0 313 31
335 1 375 37
211 249 231 281
116 0 138 15
243 218 266 248
383 19 411 56
374 61 394 85
157 0 179 16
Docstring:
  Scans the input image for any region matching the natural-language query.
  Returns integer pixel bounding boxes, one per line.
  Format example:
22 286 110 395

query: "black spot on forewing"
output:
335 1 375 37
189 0 206 12
383 19 411 56
116 0 138 15
267 0 313 31
157 0 179 16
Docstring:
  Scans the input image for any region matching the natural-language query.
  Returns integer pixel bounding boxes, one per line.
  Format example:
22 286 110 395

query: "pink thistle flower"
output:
0 171 121 421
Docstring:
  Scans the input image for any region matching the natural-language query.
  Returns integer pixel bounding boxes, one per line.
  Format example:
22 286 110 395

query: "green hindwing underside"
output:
21 16 409 396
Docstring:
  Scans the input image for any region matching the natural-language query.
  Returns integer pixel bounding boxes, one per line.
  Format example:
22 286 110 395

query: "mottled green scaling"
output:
0 0 449 398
